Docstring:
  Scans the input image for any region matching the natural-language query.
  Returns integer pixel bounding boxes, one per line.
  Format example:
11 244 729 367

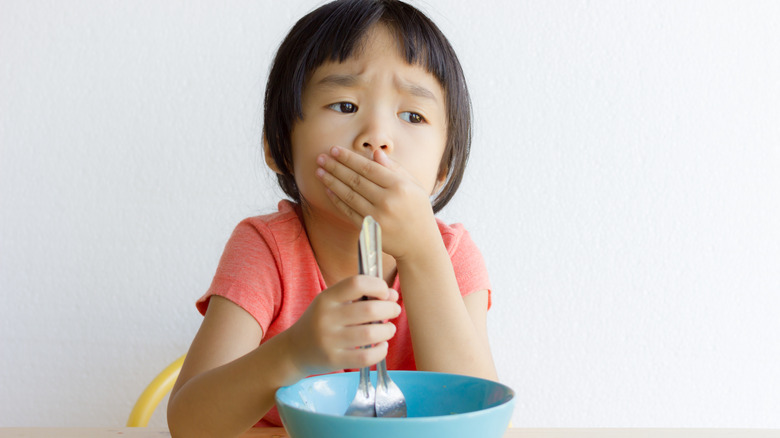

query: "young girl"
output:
168 0 497 435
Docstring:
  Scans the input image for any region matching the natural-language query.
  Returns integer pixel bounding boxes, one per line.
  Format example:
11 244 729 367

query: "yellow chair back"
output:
127 354 186 427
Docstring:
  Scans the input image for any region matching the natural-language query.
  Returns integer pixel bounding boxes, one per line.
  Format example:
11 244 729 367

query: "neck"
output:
300 205 360 287
300 205 396 287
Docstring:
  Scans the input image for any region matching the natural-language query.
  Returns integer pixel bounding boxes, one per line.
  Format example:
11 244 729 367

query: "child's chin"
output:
300 193 355 225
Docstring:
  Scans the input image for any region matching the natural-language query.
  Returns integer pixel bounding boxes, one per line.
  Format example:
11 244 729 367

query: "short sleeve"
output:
445 223 492 309
196 219 283 334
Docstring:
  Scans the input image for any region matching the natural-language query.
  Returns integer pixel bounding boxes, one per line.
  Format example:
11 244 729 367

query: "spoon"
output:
344 216 407 418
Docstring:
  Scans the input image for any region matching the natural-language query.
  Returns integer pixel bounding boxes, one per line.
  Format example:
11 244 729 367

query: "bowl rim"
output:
274 370 516 421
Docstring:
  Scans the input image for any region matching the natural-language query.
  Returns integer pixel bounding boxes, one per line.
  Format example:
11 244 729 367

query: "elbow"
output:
166 396 186 437
167 393 200 438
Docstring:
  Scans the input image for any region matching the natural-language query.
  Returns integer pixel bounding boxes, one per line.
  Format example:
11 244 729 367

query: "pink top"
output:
197 200 491 426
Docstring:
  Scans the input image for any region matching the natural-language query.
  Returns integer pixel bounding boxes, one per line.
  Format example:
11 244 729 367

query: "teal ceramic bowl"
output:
275 371 515 438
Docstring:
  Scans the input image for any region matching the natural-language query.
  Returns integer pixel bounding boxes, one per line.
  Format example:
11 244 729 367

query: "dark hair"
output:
263 0 471 213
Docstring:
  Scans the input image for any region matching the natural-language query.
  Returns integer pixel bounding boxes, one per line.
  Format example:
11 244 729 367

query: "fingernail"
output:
316 155 326 165
315 168 325 178
330 146 340 156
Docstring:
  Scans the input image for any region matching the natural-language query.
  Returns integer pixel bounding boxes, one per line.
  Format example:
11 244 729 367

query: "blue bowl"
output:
275 371 515 438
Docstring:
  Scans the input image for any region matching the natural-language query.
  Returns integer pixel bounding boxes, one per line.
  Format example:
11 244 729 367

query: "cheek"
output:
289 119 351 196
290 124 326 169
291 119 350 158
398 135 447 194
288 129 319 196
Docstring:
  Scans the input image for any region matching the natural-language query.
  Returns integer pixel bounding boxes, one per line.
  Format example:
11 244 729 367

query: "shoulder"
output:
197 200 306 322
435 218 488 278
434 217 491 302
213 200 307 280
435 218 477 257
228 200 305 249
236 200 303 237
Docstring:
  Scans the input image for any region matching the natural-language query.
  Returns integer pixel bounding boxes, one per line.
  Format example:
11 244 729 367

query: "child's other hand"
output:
284 275 401 376
316 146 440 261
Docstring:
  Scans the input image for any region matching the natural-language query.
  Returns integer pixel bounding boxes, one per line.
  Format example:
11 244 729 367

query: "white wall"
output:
2 0 778 428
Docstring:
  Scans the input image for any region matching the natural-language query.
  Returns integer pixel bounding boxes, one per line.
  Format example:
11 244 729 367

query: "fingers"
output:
290 276 401 373
386 287 399 302
335 278 401 325
320 275 400 324
341 298 400 327
341 341 390 369
328 146 394 188
339 322 397 349
333 323 394 368
329 275 396 302
315 147 397 220
372 148 404 175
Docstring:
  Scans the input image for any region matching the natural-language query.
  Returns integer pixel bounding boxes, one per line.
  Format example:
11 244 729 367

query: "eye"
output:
328 102 357 113
399 111 425 124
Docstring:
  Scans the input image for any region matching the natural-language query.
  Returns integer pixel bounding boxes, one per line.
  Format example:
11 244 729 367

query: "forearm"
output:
167 333 303 438
397 239 497 380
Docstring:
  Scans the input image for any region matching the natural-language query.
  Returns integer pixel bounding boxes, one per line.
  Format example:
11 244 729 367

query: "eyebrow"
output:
316 74 359 89
315 74 438 102
398 81 438 102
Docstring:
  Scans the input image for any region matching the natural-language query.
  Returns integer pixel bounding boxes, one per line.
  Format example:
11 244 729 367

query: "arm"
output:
315 147 497 380
168 278 401 438
167 296 297 437
397 245 497 379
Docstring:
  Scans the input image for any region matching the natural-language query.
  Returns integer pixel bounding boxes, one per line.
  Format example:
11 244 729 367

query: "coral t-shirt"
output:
197 200 491 426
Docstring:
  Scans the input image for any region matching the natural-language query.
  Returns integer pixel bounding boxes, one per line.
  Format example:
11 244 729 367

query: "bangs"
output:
293 0 455 114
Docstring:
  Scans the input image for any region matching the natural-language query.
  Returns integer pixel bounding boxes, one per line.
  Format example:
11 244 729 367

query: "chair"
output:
127 354 186 427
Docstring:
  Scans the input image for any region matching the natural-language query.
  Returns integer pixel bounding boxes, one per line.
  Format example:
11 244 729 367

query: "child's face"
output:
288 24 448 223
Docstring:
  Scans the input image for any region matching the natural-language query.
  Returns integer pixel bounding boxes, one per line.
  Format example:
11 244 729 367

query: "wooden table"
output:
1 429 779 438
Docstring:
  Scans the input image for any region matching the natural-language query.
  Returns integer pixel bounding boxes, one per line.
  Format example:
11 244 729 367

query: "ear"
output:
263 135 283 175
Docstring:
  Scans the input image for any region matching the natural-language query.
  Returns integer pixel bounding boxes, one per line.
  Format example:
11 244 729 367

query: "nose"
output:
362 140 389 152
354 112 393 158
